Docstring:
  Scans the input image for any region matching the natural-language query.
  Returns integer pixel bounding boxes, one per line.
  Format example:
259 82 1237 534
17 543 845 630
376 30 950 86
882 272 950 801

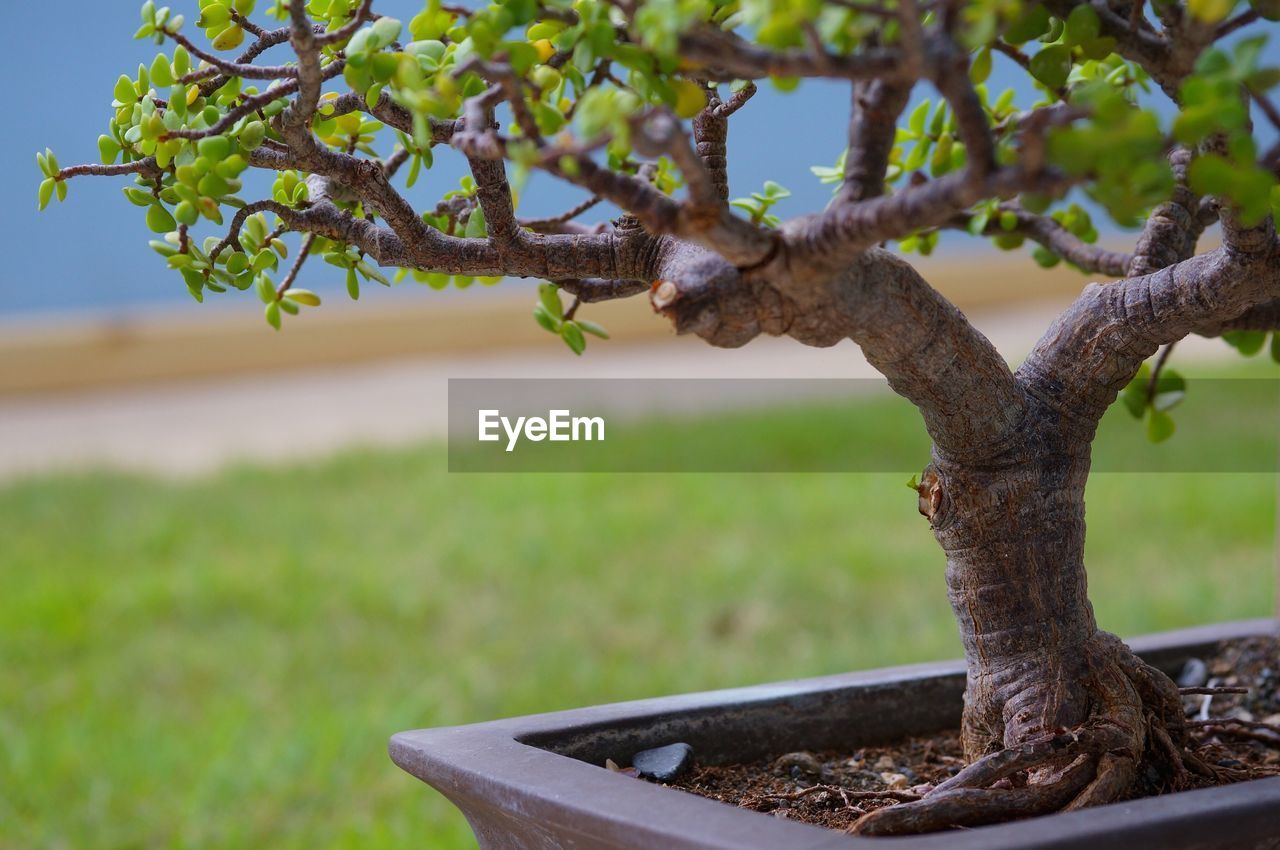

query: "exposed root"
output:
851 755 1097 834
851 634 1277 837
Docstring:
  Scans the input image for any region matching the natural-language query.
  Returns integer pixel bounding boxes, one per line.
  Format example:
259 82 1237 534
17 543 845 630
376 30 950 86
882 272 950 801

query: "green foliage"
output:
1119 361 1187 444
36 149 66 210
1223 330 1268 356
1047 83 1172 227
729 180 791 227
809 149 848 194
1171 40 1280 225
530 282 609 355
36 0 1280 331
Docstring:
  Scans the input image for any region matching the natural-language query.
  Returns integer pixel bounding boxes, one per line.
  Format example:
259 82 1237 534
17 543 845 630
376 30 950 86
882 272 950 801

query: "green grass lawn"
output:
1 365 1275 849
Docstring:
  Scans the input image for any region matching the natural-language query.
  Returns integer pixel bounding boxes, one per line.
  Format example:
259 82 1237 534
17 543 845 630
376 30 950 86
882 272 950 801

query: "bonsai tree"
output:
41 0 1280 834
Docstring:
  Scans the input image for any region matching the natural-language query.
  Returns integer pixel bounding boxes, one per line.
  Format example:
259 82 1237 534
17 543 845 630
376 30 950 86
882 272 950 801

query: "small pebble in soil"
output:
1178 657 1209 689
632 742 694 782
604 758 639 777
773 752 822 778
873 754 896 771
880 772 910 789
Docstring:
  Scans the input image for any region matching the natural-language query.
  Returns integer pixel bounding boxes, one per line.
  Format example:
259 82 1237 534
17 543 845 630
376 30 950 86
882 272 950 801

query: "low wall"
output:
0 255 1095 396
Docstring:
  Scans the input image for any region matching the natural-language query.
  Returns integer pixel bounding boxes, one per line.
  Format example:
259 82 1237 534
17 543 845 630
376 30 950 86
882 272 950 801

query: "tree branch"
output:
652 242 1026 461
956 205 1132 277
1129 147 1200 277
315 0 376 46
788 165 1070 275
163 28 299 82
1019 238 1280 432
836 78 912 205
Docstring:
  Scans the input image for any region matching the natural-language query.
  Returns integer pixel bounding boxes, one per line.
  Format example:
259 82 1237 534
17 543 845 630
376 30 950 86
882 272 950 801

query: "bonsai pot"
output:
390 619 1280 850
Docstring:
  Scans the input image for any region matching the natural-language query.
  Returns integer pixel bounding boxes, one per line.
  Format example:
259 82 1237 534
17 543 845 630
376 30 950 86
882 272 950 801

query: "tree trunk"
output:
928 429 1104 756
651 244 1260 834
882 398 1195 830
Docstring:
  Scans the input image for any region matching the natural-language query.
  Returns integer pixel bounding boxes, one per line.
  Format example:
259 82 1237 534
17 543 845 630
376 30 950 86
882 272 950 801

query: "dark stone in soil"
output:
633 742 694 782
1178 657 1209 688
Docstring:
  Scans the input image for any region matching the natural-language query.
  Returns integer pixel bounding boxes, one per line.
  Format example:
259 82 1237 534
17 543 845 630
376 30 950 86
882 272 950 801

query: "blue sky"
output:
1 3 1274 319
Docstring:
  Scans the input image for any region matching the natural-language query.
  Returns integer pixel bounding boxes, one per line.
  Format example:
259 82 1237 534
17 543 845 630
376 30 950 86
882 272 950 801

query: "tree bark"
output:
921 409 1180 758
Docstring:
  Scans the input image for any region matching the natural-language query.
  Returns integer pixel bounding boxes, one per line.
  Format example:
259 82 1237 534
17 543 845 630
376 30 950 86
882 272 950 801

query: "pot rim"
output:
391 619 1280 849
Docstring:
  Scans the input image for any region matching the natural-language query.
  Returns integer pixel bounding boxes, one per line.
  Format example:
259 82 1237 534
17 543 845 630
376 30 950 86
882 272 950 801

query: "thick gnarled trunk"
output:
926 442 1102 757
860 412 1197 834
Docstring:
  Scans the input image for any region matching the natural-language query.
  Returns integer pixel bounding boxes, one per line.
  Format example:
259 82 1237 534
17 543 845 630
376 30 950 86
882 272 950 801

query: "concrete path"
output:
0 299 1236 481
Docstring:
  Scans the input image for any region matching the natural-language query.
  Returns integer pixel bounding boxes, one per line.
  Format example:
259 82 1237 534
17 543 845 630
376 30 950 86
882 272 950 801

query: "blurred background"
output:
2 4 1278 849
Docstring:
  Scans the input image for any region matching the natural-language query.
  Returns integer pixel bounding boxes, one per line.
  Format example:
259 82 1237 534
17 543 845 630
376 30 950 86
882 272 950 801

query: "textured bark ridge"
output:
51 0 1280 835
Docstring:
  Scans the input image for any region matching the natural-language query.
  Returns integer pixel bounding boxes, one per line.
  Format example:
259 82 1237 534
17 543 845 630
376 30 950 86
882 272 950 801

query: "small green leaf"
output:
560 320 586 355
265 300 282 330
1005 3 1051 43
1188 154 1236 196
970 48 992 85
1223 329 1267 355
533 302 560 333
372 16 403 48
357 261 390 286
1029 44 1072 90
225 252 249 274
1145 408 1175 443
37 178 55 211
1188 0 1237 22
174 200 198 226
284 289 321 307
464 208 487 238
114 74 138 104
146 203 176 233
150 54 174 87
256 275 274 304
907 99 930 136
1064 5 1101 45
98 135 122 165
346 267 360 300
1151 368 1187 412
240 121 267 151
577 319 610 339
537 282 564 320
762 180 791 199
1031 246 1060 268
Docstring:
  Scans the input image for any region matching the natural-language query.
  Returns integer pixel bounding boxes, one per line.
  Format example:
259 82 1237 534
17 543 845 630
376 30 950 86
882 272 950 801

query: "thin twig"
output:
276 233 315 298
1180 686 1249 695
762 784 922 803
519 196 604 229
1218 9 1261 38
1188 717 1280 734
1145 342 1177 406
1252 92 1280 134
